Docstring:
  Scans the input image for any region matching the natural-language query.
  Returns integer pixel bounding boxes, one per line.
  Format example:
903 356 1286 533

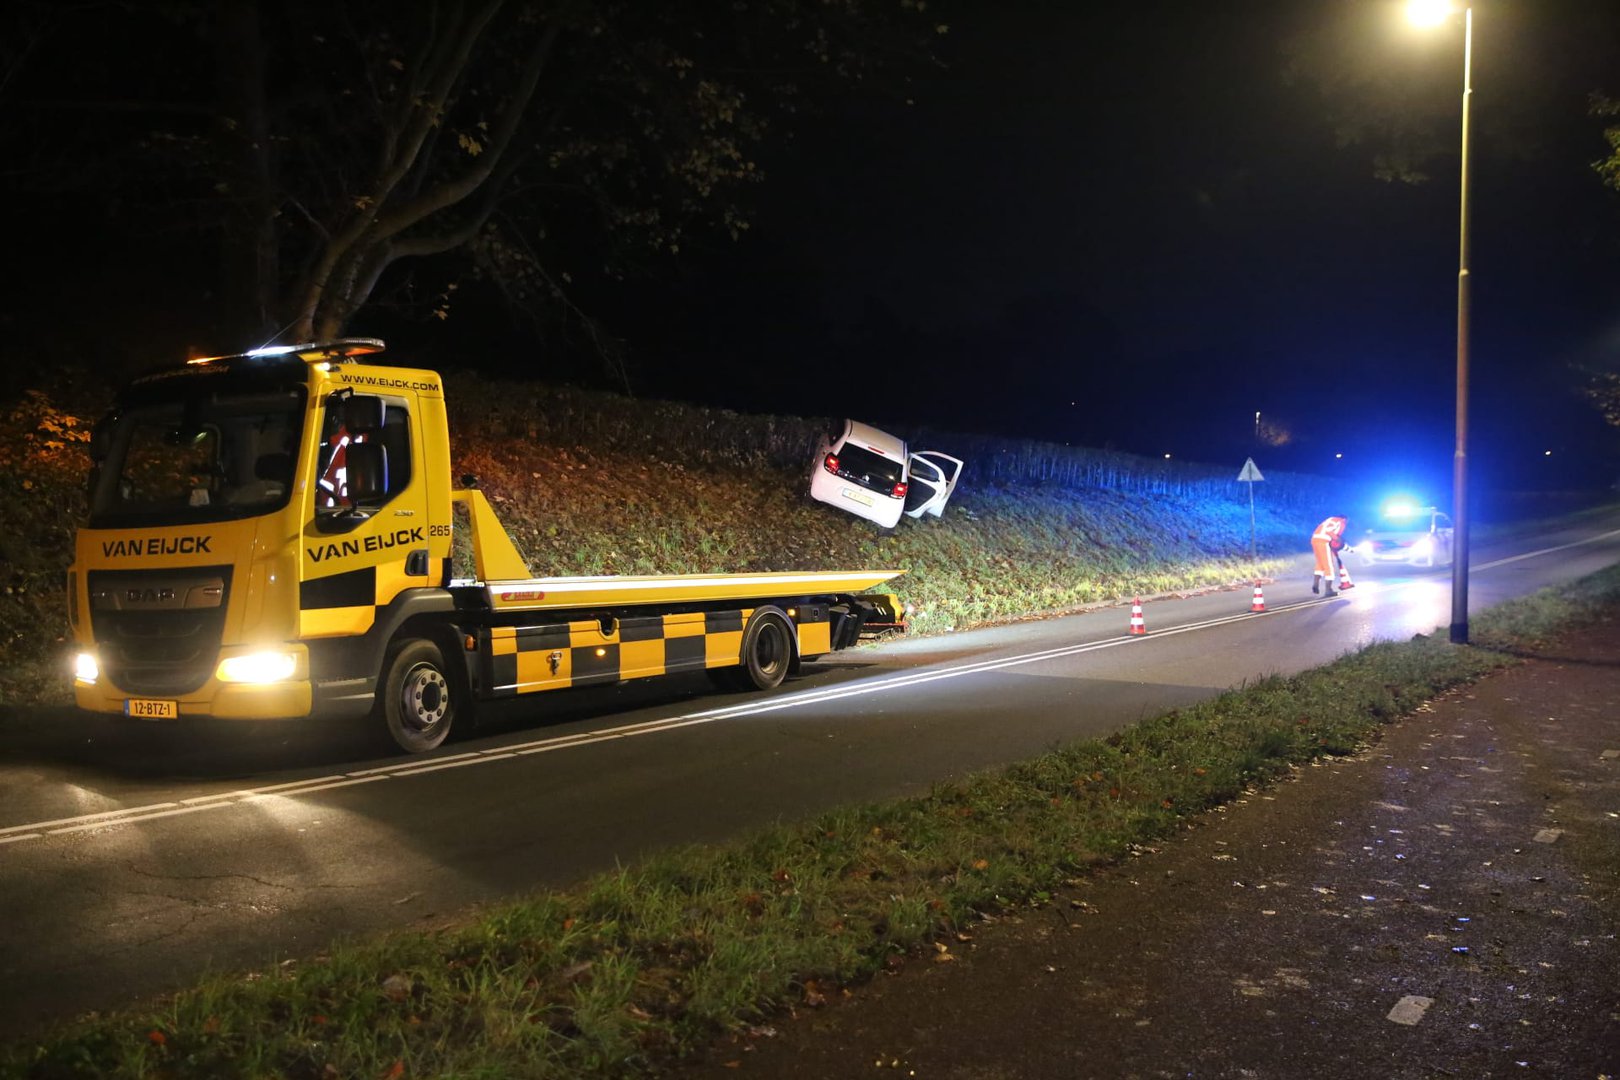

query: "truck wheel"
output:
379 639 456 753
717 608 795 692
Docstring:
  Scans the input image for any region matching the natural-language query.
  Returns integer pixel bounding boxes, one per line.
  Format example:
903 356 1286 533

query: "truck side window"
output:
315 393 412 509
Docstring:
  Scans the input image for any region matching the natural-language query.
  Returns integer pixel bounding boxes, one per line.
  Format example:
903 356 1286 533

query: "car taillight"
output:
823 453 840 475
891 482 908 499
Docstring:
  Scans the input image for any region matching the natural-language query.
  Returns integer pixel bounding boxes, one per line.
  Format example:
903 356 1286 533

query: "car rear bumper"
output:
809 476 904 528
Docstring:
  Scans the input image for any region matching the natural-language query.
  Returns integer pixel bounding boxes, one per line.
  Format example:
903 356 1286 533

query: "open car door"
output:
903 450 963 519
1432 511 1455 567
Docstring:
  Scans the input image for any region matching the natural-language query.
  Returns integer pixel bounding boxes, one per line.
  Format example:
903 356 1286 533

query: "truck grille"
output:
87 567 232 696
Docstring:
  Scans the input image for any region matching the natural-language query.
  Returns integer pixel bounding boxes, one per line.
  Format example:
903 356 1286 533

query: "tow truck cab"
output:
70 339 457 724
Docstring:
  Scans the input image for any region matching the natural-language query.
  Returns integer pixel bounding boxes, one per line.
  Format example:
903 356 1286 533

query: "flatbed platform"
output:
463 569 906 613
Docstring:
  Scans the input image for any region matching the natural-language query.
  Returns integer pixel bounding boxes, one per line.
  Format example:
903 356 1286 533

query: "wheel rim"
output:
401 663 449 734
756 621 788 679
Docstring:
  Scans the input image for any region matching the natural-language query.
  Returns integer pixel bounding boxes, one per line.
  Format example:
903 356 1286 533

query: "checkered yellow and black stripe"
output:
480 603 832 697
298 557 446 638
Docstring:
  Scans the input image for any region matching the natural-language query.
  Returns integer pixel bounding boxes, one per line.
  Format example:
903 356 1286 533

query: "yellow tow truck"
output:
68 339 905 752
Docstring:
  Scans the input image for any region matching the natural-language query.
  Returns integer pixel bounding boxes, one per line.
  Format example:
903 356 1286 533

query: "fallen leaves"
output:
381 973 413 1002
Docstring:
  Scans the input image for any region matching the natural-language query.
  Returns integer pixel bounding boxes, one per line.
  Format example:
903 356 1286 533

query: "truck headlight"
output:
74 652 99 684
216 650 299 684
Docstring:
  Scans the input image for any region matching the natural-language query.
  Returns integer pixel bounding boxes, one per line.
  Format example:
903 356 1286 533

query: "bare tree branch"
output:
367 23 559 245
289 0 507 337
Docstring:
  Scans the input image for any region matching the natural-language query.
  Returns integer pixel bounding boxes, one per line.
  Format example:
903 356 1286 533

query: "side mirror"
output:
342 395 385 435
90 414 115 463
345 442 388 501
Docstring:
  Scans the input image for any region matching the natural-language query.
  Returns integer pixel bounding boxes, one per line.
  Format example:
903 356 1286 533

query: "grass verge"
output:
7 567 1620 1079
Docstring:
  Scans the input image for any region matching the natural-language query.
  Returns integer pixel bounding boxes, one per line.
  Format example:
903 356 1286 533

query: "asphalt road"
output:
3 513 1619 1038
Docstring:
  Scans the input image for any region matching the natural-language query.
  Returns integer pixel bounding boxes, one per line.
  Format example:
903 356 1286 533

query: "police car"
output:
1353 502 1454 568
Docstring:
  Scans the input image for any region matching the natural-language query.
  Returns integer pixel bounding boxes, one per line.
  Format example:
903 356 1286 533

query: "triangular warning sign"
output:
1237 458 1265 482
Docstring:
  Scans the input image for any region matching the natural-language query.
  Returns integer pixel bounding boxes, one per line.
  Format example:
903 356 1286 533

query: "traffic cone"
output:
1129 597 1146 635
1251 581 1266 612
1337 564 1355 591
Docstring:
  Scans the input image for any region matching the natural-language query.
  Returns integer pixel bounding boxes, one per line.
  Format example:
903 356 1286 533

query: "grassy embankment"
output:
7 553 1619 1077
0 371 1318 705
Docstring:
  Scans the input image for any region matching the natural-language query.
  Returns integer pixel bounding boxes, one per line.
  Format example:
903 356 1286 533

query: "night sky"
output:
622 0 1620 497
5 0 1619 500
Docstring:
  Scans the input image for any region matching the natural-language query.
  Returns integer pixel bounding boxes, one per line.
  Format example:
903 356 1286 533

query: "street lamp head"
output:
1406 0 1458 27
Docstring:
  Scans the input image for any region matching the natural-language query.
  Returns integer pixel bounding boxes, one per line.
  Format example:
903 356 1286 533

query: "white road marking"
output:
348 751 487 778
237 776 388 800
391 752 518 776
49 803 219 835
6 524 1616 849
1472 527 1620 571
0 597 1323 847
0 802 182 837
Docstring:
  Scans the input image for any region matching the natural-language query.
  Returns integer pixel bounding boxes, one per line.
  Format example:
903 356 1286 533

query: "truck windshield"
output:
88 388 307 528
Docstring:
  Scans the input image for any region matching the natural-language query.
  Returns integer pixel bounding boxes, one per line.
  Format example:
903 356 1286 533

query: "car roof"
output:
840 419 907 459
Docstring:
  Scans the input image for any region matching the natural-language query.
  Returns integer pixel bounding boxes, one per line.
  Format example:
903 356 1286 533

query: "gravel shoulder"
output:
680 614 1620 1080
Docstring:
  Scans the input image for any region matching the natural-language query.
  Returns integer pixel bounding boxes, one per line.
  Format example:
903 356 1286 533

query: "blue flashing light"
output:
1383 498 1423 521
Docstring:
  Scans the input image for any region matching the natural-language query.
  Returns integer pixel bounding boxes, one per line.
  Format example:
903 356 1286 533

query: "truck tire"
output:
716 607 796 692
378 638 457 753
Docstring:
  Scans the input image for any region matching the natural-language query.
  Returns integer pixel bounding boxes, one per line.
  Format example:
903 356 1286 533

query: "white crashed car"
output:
809 420 962 528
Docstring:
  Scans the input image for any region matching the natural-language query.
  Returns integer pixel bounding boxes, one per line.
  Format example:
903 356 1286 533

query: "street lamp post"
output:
1408 0 1473 645
1451 5 1473 645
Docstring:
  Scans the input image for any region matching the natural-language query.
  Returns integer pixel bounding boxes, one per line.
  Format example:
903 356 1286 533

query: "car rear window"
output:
833 442 904 493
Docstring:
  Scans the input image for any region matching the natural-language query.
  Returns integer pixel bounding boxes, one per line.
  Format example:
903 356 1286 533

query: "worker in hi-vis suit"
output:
1311 515 1349 596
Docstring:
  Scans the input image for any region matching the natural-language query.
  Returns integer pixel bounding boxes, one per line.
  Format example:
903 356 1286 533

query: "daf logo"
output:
126 587 176 604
